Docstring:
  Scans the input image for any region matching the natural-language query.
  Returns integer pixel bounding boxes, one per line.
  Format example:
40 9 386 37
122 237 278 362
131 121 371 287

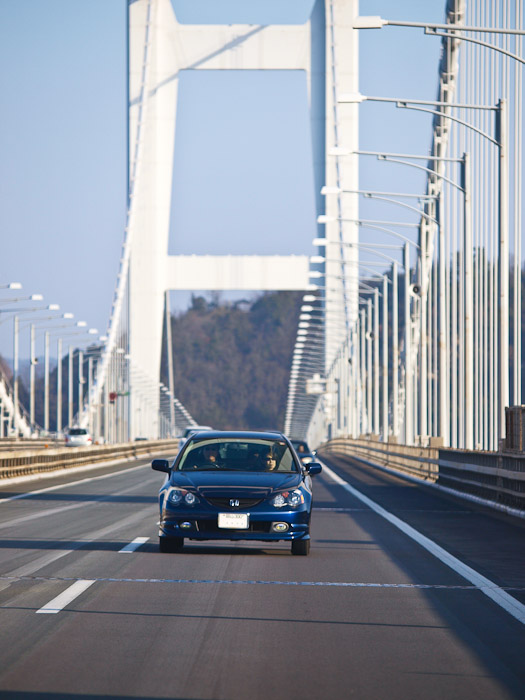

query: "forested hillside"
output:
162 291 303 431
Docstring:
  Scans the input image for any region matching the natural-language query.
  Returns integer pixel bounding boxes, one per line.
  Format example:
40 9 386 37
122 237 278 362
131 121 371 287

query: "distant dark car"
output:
152 430 322 556
291 439 317 466
178 425 213 449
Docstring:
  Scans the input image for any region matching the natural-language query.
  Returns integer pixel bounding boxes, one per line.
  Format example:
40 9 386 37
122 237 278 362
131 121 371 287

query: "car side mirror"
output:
152 458 171 473
305 462 322 476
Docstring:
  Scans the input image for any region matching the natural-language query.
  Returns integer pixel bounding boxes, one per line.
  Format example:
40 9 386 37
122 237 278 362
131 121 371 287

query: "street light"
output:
307 240 415 442
46 323 93 432
10 300 56 436
322 186 440 225
21 304 85 432
20 308 64 430
351 13 525 446
65 328 98 431
343 94 506 446
326 149 473 446
312 245 405 440
330 152 464 444
294 277 378 440
328 148 465 191
33 313 75 433
0 293 44 308
352 16 525 65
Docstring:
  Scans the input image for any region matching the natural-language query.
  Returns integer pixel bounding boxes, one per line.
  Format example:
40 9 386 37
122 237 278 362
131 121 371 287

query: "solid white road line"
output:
321 462 525 625
36 579 95 614
118 537 149 553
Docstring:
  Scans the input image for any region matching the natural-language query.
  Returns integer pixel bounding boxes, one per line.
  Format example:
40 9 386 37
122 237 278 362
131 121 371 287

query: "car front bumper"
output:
159 507 310 542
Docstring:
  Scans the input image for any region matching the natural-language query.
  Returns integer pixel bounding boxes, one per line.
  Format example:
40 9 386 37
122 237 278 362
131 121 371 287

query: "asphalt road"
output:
0 450 524 699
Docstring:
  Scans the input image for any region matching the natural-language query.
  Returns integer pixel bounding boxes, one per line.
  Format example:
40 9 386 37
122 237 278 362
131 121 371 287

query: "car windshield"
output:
69 429 88 436
291 440 311 454
177 438 299 473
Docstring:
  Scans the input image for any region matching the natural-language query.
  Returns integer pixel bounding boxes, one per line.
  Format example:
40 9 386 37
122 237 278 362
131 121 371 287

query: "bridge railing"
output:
0 439 181 481
321 436 525 514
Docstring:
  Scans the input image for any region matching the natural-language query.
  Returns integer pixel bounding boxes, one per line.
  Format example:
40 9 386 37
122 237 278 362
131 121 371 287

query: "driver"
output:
202 444 220 464
190 443 223 469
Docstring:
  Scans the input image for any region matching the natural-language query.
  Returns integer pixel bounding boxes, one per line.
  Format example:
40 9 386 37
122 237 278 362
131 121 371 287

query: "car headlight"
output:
300 456 313 465
167 489 199 506
271 489 305 508
168 490 183 505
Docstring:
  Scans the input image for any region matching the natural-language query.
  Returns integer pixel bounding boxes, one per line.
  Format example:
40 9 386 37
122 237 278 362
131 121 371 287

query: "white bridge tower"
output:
112 0 359 438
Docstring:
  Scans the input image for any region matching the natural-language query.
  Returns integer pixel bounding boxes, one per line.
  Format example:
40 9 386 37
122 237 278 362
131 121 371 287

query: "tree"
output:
162 291 303 430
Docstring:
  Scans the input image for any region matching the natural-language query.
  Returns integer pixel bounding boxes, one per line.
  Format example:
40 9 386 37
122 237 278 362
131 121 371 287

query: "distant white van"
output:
65 427 93 447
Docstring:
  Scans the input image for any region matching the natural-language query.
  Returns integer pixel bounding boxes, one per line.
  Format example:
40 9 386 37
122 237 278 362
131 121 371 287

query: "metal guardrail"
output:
0 439 181 480
0 438 66 452
321 437 525 512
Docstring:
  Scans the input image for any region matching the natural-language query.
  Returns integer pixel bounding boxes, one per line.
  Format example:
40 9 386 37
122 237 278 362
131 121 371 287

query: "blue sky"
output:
0 0 445 359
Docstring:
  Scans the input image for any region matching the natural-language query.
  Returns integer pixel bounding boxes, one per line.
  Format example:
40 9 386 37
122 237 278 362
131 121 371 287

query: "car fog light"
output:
180 521 192 529
272 522 289 533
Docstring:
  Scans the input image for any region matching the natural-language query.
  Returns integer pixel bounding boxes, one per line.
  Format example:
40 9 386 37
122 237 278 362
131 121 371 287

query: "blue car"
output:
152 430 322 556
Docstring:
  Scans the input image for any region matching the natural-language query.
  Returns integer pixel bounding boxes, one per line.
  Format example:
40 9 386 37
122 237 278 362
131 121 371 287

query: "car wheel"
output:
159 536 184 553
291 538 310 556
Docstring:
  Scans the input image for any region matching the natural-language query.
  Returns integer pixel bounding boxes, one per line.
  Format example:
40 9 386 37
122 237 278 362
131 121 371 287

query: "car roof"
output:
188 430 287 441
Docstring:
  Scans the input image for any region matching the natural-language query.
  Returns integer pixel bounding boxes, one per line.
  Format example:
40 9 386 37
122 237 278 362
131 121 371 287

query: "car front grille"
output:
205 497 264 509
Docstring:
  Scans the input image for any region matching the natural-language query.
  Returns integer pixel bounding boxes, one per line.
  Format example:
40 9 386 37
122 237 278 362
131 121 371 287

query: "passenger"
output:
263 449 277 471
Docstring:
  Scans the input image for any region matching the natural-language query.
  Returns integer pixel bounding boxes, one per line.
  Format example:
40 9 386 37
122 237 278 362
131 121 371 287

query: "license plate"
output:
218 513 249 529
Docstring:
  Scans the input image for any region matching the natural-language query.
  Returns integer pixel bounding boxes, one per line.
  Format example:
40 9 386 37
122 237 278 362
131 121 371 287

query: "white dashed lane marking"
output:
118 537 149 553
35 579 95 614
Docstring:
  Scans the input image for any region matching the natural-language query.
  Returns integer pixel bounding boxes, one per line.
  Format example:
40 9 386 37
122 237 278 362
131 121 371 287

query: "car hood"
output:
170 471 302 499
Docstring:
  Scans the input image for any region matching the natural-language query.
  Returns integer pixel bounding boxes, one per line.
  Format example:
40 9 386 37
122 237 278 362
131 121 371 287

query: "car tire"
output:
159 536 184 553
291 538 310 556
